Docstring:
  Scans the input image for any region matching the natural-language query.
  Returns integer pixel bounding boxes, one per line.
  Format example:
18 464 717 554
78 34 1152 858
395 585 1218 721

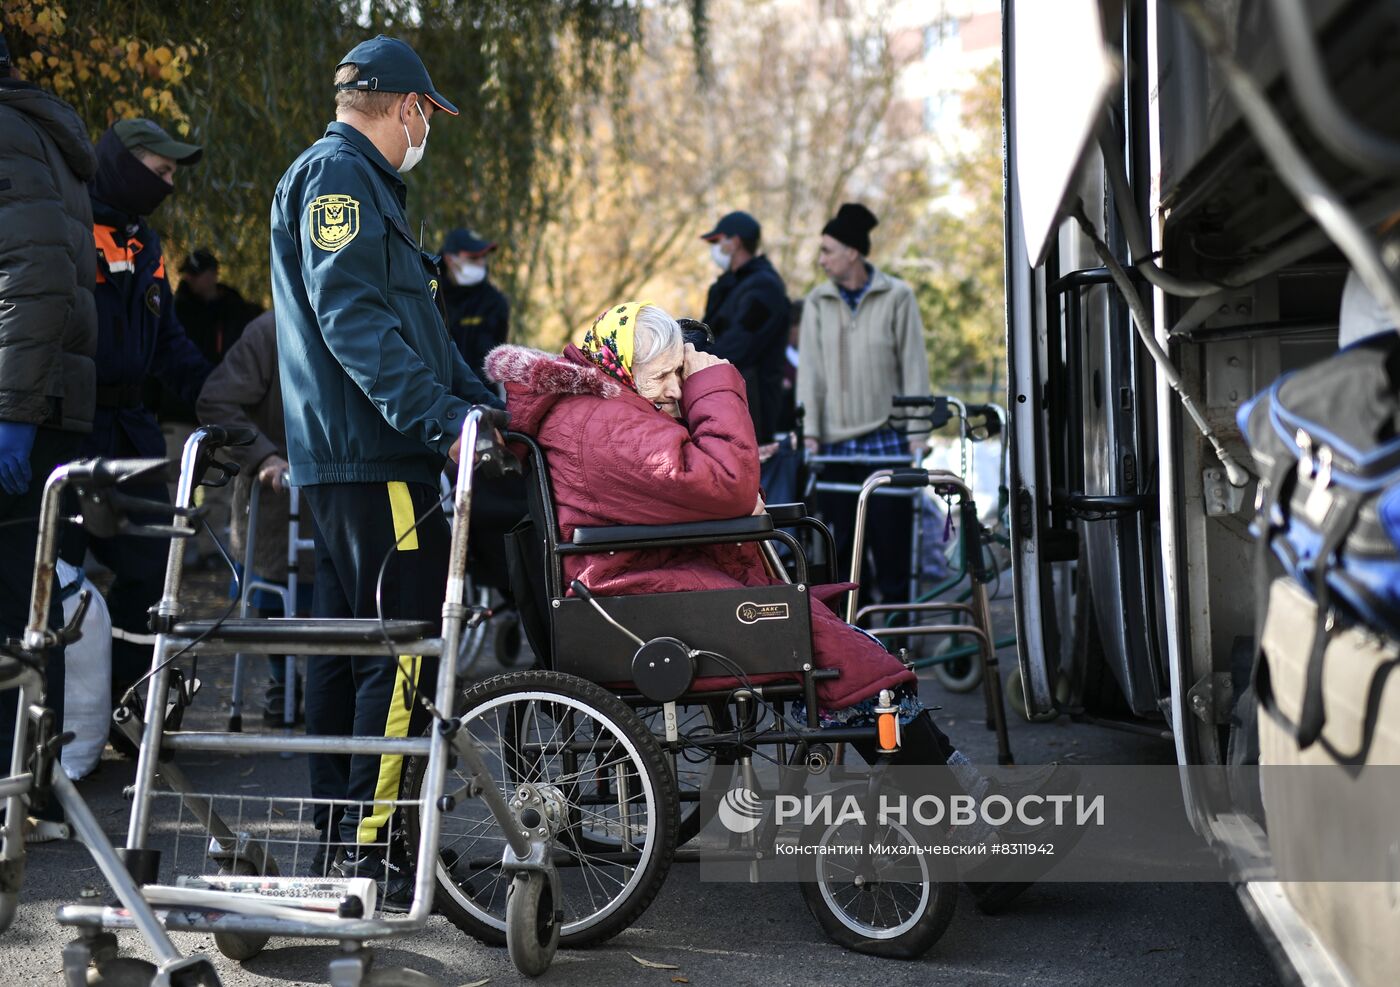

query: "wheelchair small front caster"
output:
506 870 559 976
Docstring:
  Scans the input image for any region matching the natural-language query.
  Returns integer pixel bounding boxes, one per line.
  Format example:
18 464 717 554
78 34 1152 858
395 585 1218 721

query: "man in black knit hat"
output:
798 202 931 608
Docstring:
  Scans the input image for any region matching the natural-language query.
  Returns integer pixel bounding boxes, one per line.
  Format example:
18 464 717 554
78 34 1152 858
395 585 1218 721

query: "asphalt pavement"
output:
1 579 1283 987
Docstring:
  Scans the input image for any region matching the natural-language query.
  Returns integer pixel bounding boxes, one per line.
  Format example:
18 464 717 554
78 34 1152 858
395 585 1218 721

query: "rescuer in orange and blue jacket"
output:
64 118 213 713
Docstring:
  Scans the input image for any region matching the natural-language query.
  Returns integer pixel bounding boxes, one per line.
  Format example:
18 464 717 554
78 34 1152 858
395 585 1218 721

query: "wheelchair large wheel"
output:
403 670 677 949
798 792 957 959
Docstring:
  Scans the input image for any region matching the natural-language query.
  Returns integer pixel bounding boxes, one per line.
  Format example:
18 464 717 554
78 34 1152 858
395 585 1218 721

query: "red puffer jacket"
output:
486 343 914 710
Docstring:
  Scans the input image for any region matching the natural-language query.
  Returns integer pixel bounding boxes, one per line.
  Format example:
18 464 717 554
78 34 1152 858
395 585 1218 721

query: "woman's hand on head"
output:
683 342 727 378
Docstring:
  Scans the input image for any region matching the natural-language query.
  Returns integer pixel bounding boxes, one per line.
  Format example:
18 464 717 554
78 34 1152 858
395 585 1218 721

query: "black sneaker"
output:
334 847 414 913
309 840 347 878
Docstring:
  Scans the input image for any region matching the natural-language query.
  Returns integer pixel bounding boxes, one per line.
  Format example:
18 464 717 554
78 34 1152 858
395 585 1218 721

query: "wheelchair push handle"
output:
469 406 520 478
474 406 511 432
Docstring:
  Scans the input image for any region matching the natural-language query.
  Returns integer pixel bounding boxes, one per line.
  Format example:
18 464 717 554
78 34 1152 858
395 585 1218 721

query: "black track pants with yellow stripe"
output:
301 480 449 847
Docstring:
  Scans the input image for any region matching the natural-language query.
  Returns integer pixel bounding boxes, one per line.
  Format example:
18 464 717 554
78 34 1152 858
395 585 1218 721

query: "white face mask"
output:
710 240 731 271
452 261 486 286
397 100 429 173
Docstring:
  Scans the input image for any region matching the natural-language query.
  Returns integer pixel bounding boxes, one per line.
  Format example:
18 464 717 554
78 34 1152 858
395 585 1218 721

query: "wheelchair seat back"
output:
504 432 813 688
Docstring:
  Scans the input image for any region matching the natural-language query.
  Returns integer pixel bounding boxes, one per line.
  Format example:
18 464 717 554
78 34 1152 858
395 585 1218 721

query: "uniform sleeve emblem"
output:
308 194 360 251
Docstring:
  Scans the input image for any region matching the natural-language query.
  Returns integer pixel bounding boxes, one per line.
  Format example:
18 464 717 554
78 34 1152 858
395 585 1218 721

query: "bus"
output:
1002 2 1399 983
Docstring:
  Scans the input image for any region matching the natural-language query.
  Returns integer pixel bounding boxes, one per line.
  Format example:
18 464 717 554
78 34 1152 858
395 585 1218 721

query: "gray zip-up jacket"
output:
0 80 97 431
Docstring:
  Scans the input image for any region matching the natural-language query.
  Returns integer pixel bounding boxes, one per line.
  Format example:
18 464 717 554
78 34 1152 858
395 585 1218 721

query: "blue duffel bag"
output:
1240 331 1400 749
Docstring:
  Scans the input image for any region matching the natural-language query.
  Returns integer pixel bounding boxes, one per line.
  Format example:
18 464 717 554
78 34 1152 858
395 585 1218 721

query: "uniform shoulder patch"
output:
308 194 360 252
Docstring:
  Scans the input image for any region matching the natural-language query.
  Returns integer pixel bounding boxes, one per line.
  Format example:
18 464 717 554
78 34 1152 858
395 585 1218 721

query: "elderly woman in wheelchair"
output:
410 301 1068 961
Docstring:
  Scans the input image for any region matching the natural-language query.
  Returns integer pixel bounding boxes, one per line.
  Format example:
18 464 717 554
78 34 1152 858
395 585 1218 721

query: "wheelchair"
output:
404 431 995 959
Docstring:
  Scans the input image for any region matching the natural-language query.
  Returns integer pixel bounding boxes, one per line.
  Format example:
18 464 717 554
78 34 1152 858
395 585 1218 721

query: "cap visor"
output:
466 243 498 257
699 230 722 241
427 91 459 116
156 139 203 165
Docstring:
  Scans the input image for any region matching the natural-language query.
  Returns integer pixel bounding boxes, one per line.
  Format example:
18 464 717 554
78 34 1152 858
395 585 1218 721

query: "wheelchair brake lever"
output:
569 580 646 648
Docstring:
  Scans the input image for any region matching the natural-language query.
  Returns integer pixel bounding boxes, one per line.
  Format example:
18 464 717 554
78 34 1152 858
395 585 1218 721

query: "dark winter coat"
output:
701 254 790 442
486 343 914 710
0 79 97 432
442 278 509 385
86 197 211 459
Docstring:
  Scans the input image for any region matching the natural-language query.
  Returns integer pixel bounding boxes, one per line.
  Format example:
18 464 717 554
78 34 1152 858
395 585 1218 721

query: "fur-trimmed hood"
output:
485 342 642 437
485 343 623 400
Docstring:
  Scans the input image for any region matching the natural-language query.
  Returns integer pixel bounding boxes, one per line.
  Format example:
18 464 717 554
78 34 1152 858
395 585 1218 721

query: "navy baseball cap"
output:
441 228 496 255
700 211 760 242
335 35 458 116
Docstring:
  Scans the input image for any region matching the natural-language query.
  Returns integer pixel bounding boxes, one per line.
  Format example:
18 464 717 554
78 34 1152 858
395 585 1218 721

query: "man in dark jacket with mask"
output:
700 211 791 443
65 117 213 714
439 227 509 384
0 35 98 837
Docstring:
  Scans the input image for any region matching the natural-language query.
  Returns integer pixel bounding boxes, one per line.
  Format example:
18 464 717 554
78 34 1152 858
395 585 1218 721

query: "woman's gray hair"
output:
633 305 683 368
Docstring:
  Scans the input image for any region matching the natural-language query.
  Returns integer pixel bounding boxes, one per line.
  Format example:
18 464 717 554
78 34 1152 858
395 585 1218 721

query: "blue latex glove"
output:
0 421 38 496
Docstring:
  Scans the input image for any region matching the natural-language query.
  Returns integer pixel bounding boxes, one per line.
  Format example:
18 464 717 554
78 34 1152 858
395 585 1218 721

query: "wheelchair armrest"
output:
570 514 774 548
764 502 810 525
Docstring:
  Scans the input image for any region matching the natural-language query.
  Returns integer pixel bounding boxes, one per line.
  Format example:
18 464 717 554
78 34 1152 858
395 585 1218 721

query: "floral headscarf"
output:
581 299 654 392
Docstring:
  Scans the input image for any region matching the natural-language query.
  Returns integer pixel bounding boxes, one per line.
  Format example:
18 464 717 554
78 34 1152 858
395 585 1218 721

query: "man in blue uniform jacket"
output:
270 34 501 903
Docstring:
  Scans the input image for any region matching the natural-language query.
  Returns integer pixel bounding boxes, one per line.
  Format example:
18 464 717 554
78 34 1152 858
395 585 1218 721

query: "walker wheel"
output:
213 861 270 961
931 650 983 693
506 870 559 977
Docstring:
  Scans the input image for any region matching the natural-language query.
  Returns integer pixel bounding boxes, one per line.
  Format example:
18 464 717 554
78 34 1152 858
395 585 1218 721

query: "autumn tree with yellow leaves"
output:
1 0 653 310
3 1 198 129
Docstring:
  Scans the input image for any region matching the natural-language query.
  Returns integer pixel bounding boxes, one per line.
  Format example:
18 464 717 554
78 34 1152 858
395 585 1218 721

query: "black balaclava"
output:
91 127 173 219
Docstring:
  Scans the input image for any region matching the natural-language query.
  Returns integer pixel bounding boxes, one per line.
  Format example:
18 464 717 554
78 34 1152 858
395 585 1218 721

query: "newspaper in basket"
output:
140 875 379 925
